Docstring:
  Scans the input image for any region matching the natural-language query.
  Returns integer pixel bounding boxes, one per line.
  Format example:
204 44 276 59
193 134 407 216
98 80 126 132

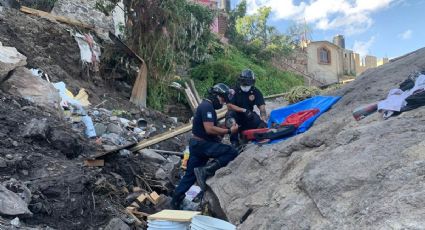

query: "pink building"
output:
191 0 226 35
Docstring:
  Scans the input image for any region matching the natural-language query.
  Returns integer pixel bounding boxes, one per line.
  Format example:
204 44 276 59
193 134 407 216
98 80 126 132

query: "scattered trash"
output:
73 32 101 65
185 185 201 202
10 217 20 227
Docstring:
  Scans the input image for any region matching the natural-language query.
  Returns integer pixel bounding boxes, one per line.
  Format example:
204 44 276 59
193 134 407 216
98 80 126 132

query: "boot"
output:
171 193 185 210
194 160 221 191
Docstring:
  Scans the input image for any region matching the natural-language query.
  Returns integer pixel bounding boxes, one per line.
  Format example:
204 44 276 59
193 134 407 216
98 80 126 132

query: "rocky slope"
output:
209 47 425 229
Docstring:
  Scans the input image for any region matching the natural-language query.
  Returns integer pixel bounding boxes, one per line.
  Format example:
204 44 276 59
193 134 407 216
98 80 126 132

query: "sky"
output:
230 0 425 59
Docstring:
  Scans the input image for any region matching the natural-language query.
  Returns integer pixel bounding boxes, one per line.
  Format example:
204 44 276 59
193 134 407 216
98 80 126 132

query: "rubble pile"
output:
0 5 191 230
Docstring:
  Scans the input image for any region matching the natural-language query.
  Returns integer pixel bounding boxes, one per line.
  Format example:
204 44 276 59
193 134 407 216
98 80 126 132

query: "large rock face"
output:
208 48 425 229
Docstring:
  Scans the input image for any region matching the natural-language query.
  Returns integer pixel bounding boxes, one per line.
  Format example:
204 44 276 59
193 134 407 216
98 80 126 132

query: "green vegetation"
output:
98 0 304 110
191 47 303 97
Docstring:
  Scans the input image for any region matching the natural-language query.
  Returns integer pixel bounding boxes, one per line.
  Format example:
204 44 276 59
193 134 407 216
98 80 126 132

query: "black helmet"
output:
208 83 230 101
239 69 255 86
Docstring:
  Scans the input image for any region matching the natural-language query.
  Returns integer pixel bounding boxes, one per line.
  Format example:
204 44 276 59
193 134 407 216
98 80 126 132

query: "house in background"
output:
304 35 389 85
190 0 229 35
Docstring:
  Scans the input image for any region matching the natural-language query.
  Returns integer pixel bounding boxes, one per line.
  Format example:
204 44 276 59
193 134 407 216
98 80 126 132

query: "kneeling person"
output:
171 83 239 210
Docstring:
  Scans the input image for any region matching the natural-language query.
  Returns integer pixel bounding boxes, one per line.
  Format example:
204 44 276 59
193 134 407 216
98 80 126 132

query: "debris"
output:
104 218 131 230
153 149 184 157
148 191 160 205
140 149 166 164
20 6 94 29
185 186 201 202
130 62 148 108
0 184 32 216
0 43 26 79
107 123 123 134
94 123 107 136
73 32 101 66
148 209 200 222
84 159 105 167
10 217 20 228
136 194 148 203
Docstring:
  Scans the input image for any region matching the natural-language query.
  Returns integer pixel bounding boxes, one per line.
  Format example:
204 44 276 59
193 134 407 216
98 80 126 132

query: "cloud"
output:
398 29 412 40
352 36 376 57
244 0 397 35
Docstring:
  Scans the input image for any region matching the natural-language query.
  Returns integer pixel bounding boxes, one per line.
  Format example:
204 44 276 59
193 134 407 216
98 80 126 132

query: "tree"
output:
225 0 247 43
232 6 291 61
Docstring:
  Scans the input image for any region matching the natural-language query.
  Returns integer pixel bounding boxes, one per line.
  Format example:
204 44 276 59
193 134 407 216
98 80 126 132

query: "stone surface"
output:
104 218 130 230
155 168 167 180
94 123 107 136
0 43 26 79
1 67 61 115
51 0 124 39
22 118 50 140
0 184 32 216
107 123 123 134
102 133 124 146
208 48 425 229
139 149 166 164
0 158 6 168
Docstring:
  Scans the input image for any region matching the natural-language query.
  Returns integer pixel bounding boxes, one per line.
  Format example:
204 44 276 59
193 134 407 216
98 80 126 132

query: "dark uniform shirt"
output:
192 100 220 142
229 86 265 111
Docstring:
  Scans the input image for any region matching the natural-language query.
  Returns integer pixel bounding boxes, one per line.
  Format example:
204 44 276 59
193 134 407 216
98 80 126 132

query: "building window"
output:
318 47 331 64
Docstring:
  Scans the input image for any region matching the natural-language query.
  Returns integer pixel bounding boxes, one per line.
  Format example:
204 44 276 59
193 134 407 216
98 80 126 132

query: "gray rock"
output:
139 149 166 164
94 123 107 136
1 67 61 116
107 123 123 134
5 154 13 160
102 145 116 152
109 116 118 121
22 118 50 140
0 184 32 216
10 217 20 227
0 158 6 168
0 44 26 79
155 168 167 180
102 133 123 145
104 218 130 230
207 47 425 229
12 140 18 147
119 149 131 157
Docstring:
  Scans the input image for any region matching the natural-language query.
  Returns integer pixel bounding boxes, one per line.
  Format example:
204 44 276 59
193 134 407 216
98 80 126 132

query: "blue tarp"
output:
265 95 341 143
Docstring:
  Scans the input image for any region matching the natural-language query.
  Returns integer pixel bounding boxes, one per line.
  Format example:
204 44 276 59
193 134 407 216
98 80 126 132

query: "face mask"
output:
241 86 251 92
212 97 223 110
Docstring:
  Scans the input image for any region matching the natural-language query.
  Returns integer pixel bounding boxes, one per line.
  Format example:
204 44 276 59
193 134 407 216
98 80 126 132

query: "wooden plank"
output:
90 142 137 159
136 194 148 203
264 92 288 99
153 149 183 157
183 87 197 113
148 191 160 205
20 6 94 29
83 159 104 167
130 62 148 108
130 123 192 152
148 210 200 222
189 79 202 104
184 82 199 107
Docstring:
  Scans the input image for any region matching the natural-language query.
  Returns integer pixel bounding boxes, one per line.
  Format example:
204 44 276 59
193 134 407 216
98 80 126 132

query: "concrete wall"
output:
343 49 356 75
307 41 343 84
365 55 378 69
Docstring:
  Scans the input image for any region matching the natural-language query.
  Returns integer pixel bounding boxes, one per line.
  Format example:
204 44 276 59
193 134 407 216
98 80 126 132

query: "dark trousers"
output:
173 138 238 201
226 111 267 143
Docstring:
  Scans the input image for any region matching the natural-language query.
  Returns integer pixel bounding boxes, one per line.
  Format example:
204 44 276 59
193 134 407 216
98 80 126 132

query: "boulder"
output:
106 123 123 134
208 47 425 229
22 118 50 140
1 67 61 116
94 123 107 136
104 218 130 230
0 184 32 216
139 149 166 164
0 43 26 80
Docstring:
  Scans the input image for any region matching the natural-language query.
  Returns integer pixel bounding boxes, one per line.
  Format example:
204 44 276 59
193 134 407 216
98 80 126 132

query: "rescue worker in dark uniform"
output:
171 83 239 210
226 69 268 147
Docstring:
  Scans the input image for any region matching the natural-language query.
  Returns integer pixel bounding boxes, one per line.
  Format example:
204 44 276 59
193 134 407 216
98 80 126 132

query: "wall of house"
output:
306 42 343 85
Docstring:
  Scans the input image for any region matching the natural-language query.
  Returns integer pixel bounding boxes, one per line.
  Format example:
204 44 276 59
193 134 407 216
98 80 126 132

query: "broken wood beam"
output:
130 62 148 108
20 6 94 29
130 123 192 152
108 32 144 64
152 149 183 157
188 80 202 104
84 159 104 167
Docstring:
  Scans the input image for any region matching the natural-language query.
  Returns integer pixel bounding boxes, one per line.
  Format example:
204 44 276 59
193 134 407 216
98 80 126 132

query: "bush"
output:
191 47 303 97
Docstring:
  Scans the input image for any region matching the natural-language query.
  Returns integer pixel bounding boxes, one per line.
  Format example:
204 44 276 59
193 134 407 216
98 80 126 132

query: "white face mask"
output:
241 86 251 92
